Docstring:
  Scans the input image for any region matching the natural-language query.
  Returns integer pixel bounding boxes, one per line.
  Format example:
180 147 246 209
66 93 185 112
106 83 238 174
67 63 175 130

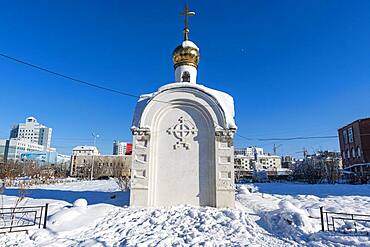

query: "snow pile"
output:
132 82 237 129
131 93 154 128
237 184 258 194
73 198 87 208
262 200 315 242
2 205 291 246
1 180 370 246
237 185 251 195
182 40 199 50
237 183 370 246
47 199 113 234
308 231 370 246
69 206 287 246
159 83 236 129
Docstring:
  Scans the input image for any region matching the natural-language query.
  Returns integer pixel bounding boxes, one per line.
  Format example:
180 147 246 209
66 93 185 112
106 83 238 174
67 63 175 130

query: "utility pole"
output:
303 148 308 158
90 133 99 180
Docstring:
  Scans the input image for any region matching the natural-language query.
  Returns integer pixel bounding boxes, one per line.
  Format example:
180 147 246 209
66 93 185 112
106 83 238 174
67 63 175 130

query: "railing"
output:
320 207 370 235
0 203 48 233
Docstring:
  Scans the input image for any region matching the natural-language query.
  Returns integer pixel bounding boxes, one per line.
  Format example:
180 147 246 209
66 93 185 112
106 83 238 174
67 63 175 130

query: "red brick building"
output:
338 118 370 182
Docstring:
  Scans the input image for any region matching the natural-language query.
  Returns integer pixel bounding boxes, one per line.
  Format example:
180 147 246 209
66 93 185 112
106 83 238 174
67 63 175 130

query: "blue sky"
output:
0 0 369 156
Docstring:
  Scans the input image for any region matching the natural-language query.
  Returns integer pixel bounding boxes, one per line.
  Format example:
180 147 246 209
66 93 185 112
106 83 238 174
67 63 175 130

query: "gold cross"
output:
180 3 195 41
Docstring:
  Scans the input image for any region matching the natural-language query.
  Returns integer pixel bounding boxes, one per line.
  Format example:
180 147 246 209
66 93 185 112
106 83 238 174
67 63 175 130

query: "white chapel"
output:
130 4 237 208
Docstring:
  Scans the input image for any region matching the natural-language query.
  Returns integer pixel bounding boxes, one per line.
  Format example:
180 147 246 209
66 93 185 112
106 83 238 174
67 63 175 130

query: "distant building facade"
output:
70 145 131 178
1 138 55 162
20 151 70 166
0 139 7 163
338 118 370 181
0 117 68 166
72 145 100 156
10 117 52 149
235 147 263 157
113 141 132 155
234 147 284 179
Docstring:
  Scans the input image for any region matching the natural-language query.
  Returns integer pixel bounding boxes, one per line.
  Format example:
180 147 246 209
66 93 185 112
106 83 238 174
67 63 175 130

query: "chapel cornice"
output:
131 127 150 136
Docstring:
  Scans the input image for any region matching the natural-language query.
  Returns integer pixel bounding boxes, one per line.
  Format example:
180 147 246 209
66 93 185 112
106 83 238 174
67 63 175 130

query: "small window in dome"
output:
181 71 190 82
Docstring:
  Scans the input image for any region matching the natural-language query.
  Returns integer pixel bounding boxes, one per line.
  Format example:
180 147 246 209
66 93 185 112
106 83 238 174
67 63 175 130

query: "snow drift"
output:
261 200 316 242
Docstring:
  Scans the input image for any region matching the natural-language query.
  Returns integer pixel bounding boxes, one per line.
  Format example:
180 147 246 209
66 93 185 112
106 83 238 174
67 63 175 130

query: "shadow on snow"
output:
3 188 130 206
252 183 370 197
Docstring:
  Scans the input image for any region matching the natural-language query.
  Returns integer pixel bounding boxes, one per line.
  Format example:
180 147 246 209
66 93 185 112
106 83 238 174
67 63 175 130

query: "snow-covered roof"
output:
72 146 98 151
182 40 199 50
132 82 236 129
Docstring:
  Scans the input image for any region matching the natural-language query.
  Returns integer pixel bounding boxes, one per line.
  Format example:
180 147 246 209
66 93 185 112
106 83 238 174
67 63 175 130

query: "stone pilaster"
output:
130 127 151 206
215 128 236 207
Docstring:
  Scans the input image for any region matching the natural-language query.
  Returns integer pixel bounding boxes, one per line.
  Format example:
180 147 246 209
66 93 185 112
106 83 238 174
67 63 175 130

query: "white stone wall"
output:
215 129 236 207
130 86 236 208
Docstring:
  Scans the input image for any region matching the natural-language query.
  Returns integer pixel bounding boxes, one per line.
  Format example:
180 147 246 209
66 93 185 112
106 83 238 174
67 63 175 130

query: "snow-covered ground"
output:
237 183 370 246
0 180 369 246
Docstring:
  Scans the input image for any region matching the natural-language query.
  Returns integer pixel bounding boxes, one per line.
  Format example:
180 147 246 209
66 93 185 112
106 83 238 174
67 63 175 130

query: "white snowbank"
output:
262 200 316 242
73 198 88 208
40 206 288 246
237 183 370 246
47 204 114 233
1 180 369 246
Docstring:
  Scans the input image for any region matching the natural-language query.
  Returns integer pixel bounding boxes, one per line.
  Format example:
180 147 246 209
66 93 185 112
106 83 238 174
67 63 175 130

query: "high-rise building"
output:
1 116 60 164
113 141 132 155
10 116 52 149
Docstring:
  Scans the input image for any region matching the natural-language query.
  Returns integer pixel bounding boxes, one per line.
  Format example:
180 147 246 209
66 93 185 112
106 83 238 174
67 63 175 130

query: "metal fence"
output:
0 203 48 233
320 207 370 235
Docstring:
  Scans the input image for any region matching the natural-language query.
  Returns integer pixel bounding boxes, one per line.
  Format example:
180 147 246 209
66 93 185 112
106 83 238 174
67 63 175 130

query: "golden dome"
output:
172 41 200 68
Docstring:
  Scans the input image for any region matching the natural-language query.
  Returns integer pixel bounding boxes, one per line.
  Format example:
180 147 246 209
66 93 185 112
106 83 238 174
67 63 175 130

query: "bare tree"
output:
112 162 130 191
9 184 28 232
325 159 341 184
292 159 326 184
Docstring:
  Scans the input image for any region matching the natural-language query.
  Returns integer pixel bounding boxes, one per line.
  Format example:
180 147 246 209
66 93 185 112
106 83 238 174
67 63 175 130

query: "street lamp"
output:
90 133 99 180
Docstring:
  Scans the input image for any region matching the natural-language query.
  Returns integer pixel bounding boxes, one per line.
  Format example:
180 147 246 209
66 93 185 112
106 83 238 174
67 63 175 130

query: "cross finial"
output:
180 3 195 41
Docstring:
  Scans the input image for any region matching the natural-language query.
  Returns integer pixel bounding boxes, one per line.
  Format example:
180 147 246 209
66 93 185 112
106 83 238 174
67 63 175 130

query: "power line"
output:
0 52 343 143
0 52 140 99
235 133 338 142
0 52 216 107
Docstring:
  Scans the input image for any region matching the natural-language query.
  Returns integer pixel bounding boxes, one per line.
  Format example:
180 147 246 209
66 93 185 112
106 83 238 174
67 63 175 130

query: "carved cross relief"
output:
167 116 197 149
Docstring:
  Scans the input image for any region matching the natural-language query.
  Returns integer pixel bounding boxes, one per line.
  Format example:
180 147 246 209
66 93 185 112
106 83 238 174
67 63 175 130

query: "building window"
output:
352 148 355 158
181 71 190 82
348 128 354 143
343 129 348 144
347 149 350 159
357 146 361 157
